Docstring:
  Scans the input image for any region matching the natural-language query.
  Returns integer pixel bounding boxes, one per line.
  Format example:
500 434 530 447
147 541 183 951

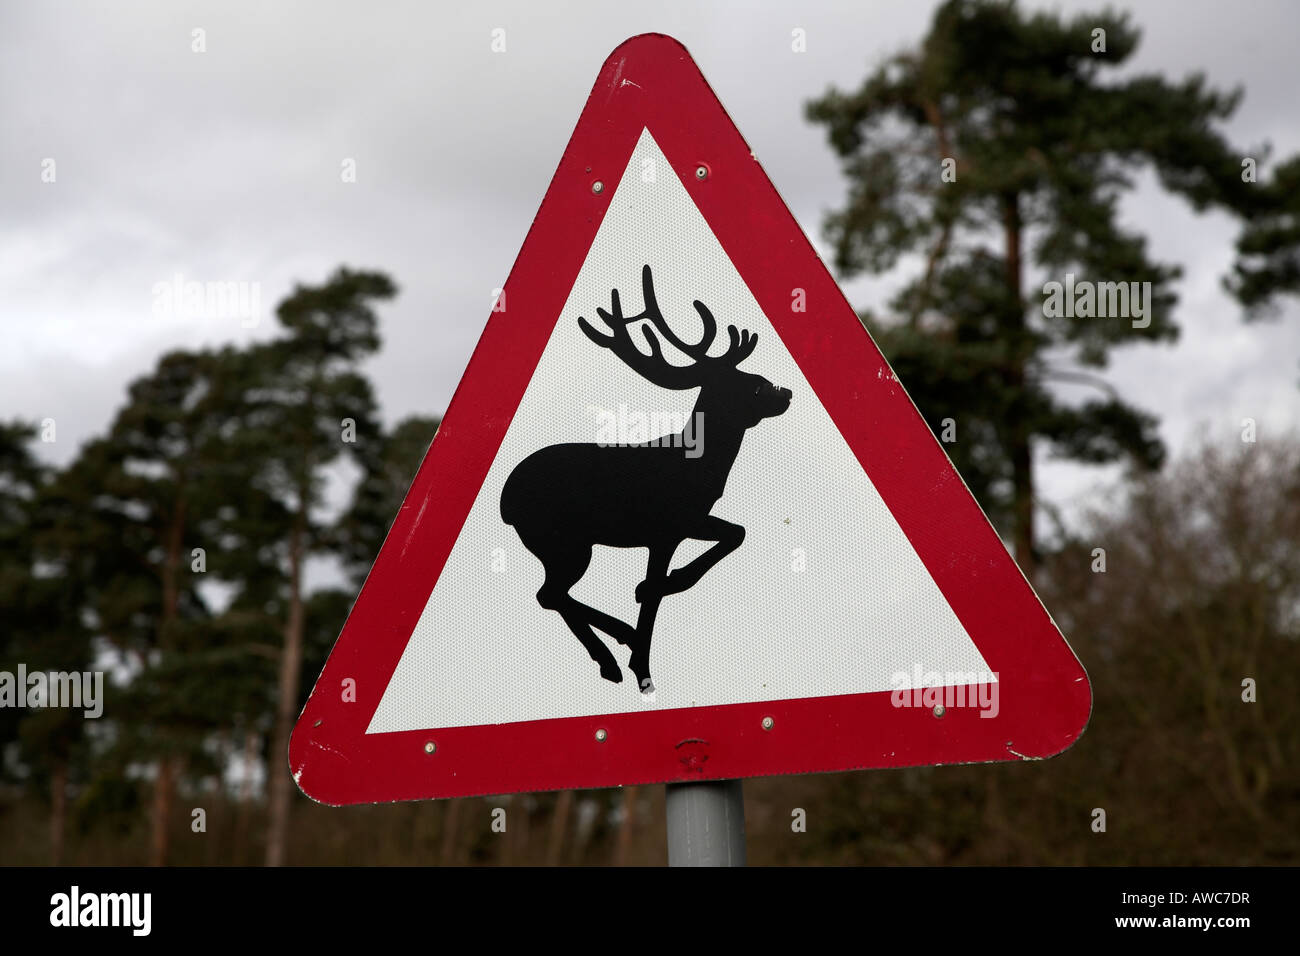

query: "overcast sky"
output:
2 0 1297 540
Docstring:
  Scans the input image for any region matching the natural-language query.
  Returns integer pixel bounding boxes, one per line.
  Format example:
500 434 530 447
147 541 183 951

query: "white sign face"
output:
368 128 992 734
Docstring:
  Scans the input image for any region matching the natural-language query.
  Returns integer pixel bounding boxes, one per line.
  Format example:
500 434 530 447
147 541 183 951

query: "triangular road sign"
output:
290 33 1091 805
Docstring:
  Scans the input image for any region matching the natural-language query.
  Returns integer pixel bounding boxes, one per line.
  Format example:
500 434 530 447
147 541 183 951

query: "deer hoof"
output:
599 662 623 684
639 677 655 695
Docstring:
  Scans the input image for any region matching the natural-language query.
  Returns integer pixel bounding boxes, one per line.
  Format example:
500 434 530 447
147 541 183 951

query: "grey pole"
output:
665 779 746 866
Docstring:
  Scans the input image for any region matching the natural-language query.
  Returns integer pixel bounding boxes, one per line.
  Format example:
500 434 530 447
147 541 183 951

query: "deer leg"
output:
553 608 623 683
579 606 639 648
629 546 673 694
656 515 745 597
535 547 623 684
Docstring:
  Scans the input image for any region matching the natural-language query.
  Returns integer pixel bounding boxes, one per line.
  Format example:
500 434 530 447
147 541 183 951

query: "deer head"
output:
578 265 792 426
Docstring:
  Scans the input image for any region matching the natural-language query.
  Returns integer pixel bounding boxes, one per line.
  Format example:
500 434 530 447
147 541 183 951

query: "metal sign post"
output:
665 780 746 866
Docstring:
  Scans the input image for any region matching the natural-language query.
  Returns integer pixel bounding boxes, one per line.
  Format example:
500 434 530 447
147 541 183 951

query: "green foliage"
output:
807 0 1264 549
0 421 95 787
1229 154 1300 316
0 267 407 863
240 267 395 519
334 414 439 586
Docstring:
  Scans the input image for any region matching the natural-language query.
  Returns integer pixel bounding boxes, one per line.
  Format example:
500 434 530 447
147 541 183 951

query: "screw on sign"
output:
288 33 1091 866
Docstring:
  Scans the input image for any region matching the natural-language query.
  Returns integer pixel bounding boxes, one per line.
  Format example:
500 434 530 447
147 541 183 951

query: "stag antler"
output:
578 265 758 388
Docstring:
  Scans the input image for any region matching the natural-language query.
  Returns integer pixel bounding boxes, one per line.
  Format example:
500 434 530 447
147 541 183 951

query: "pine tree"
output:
49 347 265 864
243 267 396 866
0 422 95 863
806 0 1264 574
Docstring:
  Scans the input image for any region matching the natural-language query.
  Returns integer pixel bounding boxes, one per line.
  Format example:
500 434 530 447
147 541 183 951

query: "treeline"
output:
5 412 1295 864
0 267 438 866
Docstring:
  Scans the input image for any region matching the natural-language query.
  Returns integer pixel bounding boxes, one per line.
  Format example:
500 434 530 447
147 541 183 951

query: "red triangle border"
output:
290 34 1091 805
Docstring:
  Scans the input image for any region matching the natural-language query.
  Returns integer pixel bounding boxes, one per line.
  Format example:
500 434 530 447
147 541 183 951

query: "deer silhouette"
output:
500 264 792 693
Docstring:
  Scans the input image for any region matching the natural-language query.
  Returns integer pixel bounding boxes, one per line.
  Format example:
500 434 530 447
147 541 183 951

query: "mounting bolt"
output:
595 728 608 742
933 705 946 718
695 164 709 181
592 180 604 194
761 716 774 731
424 740 437 754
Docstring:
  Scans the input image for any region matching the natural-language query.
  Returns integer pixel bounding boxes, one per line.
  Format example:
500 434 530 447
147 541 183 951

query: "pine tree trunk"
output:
150 503 186 867
546 790 574 866
1011 441 1034 577
614 786 638 865
439 799 461 866
1002 192 1035 579
50 761 67 865
150 756 174 866
265 515 306 867
994 193 1032 862
497 798 516 866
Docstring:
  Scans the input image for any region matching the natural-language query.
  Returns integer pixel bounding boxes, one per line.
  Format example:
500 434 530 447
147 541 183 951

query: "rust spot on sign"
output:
675 737 710 774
